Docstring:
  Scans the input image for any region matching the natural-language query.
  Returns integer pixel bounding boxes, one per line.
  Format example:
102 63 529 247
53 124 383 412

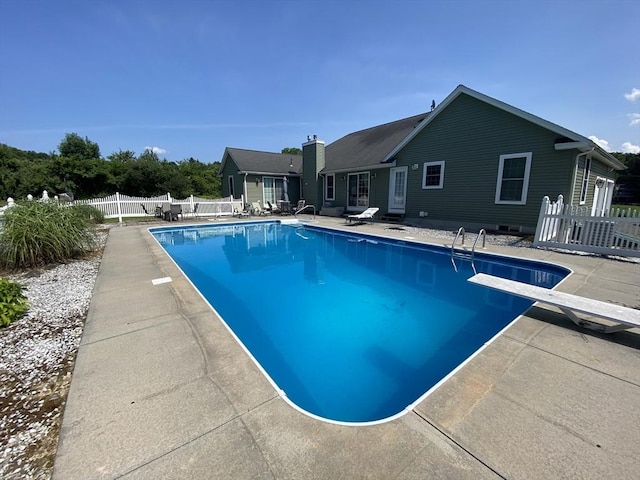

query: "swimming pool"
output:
151 220 570 425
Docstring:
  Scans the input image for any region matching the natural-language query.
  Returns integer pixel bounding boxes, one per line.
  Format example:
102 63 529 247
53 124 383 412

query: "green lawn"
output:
611 204 640 216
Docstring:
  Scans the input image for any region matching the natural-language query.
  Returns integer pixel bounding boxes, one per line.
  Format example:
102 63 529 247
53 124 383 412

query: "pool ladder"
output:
451 227 486 273
294 204 316 219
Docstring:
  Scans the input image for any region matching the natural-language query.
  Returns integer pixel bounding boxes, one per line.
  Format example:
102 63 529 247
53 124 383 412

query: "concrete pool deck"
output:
53 217 640 479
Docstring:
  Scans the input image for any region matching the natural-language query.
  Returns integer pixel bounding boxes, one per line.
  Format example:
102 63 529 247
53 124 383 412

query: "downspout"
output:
243 173 248 206
570 148 594 204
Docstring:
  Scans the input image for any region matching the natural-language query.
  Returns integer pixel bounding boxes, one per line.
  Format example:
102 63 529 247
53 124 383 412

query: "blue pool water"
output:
151 221 569 424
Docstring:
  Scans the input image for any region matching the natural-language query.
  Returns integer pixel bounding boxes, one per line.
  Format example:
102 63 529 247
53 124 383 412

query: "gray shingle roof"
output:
323 112 429 172
226 148 302 175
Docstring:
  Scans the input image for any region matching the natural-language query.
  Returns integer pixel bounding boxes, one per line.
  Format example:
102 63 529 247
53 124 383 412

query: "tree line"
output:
612 152 640 204
0 133 223 201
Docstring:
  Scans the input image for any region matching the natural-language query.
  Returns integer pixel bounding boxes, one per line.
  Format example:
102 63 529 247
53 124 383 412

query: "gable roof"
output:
382 84 625 170
221 147 302 176
322 113 429 173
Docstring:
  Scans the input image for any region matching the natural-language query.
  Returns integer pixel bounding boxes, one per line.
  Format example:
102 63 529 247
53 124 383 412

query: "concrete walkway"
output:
53 218 640 479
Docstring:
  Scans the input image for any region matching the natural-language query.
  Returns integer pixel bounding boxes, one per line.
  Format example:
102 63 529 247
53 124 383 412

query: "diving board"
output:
468 273 640 334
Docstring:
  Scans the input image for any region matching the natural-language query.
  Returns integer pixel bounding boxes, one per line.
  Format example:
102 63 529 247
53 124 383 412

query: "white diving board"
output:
468 273 640 334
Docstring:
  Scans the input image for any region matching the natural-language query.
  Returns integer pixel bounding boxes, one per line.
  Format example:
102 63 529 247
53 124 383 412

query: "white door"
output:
591 177 615 216
388 166 408 213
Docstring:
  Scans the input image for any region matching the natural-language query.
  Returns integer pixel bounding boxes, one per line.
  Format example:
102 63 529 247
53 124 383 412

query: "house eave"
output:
238 170 301 177
321 161 396 175
555 142 625 170
382 84 627 171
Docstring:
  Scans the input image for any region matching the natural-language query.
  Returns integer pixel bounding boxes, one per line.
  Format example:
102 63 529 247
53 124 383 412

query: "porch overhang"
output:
321 161 396 176
238 170 301 177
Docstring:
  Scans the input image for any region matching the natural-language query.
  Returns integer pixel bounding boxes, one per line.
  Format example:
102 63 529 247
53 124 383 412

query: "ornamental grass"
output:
0 201 102 270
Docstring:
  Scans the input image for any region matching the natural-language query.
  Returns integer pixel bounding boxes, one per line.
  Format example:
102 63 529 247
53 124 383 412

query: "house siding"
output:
571 156 616 207
395 93 576 232
220 154 243 200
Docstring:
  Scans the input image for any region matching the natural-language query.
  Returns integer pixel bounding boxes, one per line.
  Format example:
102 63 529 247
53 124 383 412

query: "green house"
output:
219 147 302 209
221 85 625 233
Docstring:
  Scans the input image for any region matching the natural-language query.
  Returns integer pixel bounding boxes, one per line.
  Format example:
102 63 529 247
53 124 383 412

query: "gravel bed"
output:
0 231 107 480
387 224 534 248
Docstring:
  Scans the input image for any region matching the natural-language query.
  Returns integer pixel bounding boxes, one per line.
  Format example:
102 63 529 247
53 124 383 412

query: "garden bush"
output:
0 201 98 269
0 278 29 327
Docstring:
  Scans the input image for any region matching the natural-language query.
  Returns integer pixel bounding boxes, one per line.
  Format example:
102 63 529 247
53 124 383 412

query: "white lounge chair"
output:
251 201 269 216
347 207 379 224
468 273 640 334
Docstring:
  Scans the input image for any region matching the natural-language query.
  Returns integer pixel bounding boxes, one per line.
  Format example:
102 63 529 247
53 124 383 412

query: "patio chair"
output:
267 201 281 214
251 201 269 216
170 203 183 221
295 199 306 213
140 204 153 216
234 205 251 217
347 207 379 224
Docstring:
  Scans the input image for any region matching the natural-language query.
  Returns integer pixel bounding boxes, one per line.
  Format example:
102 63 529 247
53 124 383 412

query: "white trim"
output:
227 175 235 198
325 173 335 201
495 152 532 205
347 171 370 211
422 161 445 189
388 166 408 213
382 85 624 171
579 156 591 205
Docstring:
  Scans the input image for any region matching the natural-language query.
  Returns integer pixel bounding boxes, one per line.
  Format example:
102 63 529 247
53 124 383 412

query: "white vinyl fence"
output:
533 195 640 257
75 192 245 223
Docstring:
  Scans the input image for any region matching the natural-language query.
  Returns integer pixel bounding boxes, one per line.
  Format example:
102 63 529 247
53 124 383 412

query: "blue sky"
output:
1 0 639 162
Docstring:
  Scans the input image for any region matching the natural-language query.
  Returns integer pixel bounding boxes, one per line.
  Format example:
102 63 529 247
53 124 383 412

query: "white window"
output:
579 157 591 205
228 175 235 197
422 161 445 189
347 172 370 208
495 152 532 205
325 174 335 201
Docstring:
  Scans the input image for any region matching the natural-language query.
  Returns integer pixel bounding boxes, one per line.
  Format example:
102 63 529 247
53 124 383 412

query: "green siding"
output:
395 93 577 230
220 154 243 200
571 157 616 207
220 153 302 207
302 141 325 206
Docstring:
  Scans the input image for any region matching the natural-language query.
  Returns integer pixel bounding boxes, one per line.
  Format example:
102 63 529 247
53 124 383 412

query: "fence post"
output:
189 195 195 216
116 192 123 224
167 192 172 203
533 196 550 246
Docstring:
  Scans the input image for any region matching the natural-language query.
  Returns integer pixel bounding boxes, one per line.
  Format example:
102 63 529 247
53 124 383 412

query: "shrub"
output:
0 201 98 269
72 204 105 224
0 278 29 327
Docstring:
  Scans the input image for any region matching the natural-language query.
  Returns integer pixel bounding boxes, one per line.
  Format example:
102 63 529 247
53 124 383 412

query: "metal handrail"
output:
451 226 465 256
295 204 316 219
471 229 486 259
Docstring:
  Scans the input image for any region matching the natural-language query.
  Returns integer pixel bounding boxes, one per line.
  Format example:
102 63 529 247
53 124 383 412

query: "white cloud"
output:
624 88 640 102
628 113 640 126
621 142 640 154
144 146 167 155
588 135 612 152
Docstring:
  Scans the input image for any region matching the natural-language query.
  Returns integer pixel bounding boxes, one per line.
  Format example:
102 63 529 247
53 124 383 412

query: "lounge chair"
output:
252 201 269 216
267 201 281 214
294 200 306 213
234 205 251 217
347 207 379 224
140 203 153 216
